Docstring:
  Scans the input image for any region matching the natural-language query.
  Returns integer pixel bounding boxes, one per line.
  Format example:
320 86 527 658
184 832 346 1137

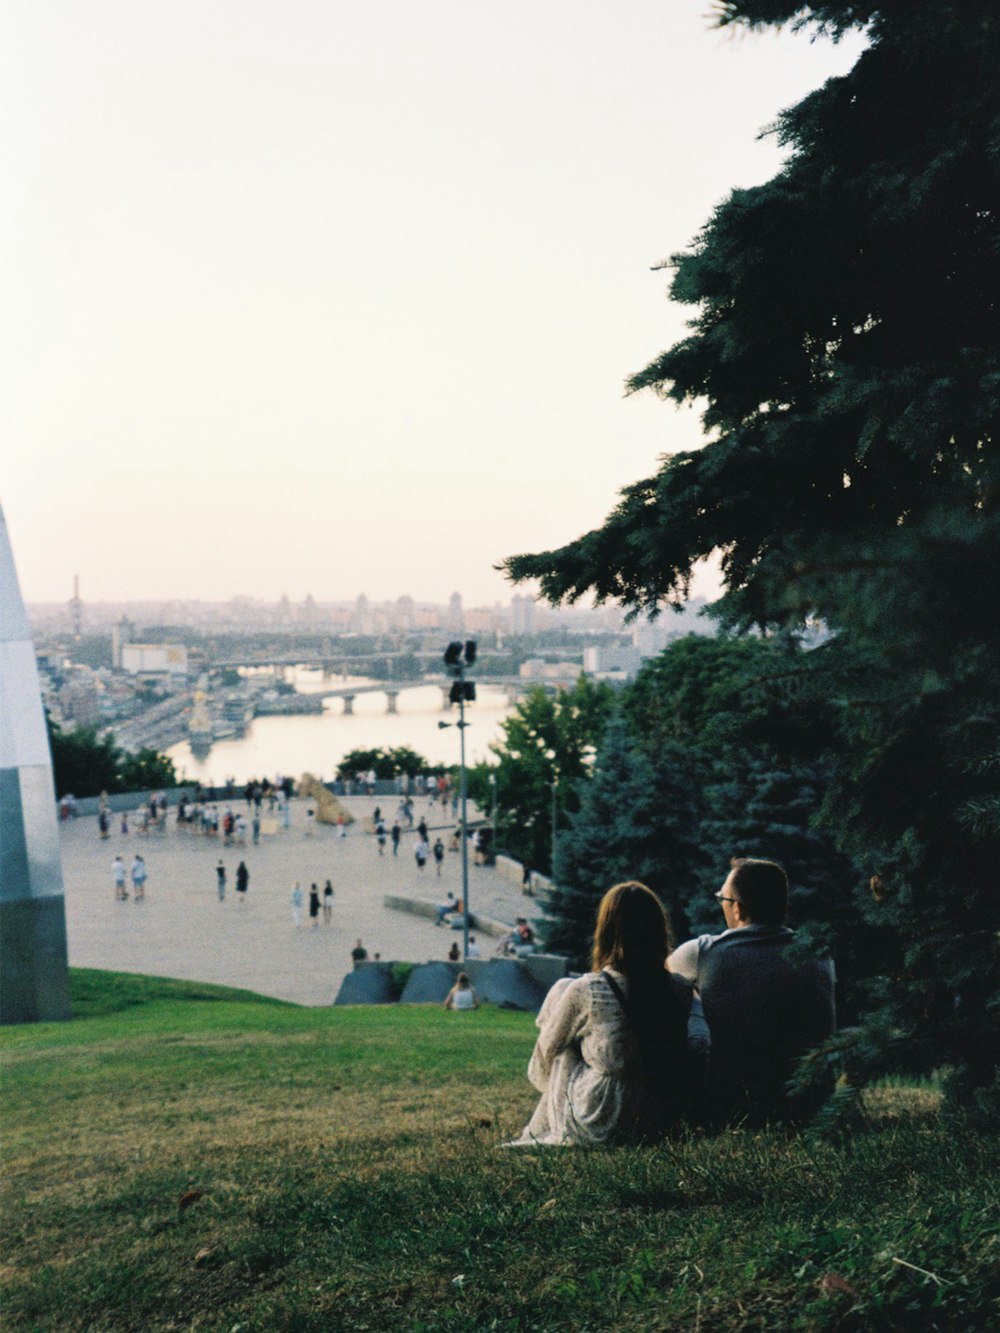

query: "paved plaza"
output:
60 796 536 1005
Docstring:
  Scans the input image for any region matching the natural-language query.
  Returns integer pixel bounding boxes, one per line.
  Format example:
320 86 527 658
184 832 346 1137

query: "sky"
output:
3 2 865 608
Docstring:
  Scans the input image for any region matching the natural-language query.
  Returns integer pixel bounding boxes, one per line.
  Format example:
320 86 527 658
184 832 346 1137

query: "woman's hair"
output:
590 881 674 976
456 972 471 987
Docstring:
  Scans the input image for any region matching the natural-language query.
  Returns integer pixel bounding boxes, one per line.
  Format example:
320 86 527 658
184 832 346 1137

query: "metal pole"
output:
460 689 470 959
551 772 558 883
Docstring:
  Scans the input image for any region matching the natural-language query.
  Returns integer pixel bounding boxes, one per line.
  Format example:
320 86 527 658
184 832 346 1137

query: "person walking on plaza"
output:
215 860 226 902
323 880 334 923
130 854 147 901
305 807 315 836
433 837 445 876
252 811 260 845
112 854 127 900
309 883 321 928
376 819 387 855
391 820 401 856
291 882 304 927
99 808 110 840
418 817 428 843
235 860 249 903
414 837 429 871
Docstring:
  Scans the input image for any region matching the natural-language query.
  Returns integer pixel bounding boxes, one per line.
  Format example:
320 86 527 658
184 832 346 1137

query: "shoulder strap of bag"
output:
601 969 636 1028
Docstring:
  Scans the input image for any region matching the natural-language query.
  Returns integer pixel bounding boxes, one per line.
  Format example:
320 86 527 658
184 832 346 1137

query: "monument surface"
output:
0 506 71 1022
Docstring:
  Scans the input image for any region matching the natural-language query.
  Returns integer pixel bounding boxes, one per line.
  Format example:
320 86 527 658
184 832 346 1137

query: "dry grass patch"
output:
2 971 997 1332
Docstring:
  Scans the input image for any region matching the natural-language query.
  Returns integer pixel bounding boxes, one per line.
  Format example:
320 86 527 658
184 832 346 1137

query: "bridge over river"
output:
296 676 563 714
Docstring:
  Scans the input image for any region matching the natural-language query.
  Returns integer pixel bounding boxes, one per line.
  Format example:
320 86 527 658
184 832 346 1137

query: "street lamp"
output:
439 640 476 959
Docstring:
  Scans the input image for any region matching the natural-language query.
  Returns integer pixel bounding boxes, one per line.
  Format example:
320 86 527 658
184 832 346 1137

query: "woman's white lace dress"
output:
508 970 650 1146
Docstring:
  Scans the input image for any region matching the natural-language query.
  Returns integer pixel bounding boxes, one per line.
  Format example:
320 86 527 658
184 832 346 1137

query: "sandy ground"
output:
59 795 535 1005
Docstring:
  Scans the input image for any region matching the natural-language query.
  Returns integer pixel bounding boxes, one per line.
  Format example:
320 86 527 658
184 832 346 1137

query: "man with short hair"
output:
668 858 835 1127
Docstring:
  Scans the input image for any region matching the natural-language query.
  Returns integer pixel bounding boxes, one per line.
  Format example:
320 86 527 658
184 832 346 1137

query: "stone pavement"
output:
59 796 539 1006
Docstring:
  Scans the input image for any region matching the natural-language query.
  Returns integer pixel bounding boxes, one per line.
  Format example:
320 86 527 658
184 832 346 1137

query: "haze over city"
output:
5 3 864 607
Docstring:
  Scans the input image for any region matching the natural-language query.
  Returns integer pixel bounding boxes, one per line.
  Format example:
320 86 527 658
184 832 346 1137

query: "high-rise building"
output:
353 593 373 634
68 575 83 642
111 616 136 669
447 591 465 634
511 593 537 636
393 595 416 632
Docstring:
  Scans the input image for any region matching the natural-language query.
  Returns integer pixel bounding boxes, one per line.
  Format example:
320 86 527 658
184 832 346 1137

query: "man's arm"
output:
666 938 700 985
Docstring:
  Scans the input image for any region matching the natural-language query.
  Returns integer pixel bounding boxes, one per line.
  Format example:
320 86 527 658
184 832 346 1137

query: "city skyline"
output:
4 3 864 607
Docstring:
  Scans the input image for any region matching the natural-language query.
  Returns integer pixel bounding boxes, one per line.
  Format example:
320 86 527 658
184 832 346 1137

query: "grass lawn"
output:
1 969 997 1331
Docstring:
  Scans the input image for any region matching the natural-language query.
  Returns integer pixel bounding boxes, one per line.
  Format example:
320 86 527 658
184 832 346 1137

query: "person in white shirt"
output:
444 973 479 1011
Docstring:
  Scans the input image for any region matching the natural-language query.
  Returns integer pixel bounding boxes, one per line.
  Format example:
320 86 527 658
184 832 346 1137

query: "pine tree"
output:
545 713 705 965
505 2 1000 1105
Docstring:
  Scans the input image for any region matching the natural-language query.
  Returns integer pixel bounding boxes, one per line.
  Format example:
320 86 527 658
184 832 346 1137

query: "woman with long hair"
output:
506 882 691 1146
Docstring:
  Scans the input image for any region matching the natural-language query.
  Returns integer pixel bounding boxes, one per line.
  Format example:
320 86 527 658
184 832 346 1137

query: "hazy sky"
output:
4 2 864 607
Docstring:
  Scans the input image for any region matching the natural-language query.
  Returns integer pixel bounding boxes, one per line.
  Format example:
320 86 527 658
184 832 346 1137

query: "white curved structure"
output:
0 506 71 1023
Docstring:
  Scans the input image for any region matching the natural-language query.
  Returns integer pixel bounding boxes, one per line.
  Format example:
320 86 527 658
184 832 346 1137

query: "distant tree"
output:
545 713 704 965
117 747 179 793
470 677 615 876
336 747 430 780
384 746 429 777
46 716 178 797
48 722 121 797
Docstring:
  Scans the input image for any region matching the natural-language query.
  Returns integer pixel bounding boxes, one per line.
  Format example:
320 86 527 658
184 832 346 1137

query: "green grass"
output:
2 970 997 1331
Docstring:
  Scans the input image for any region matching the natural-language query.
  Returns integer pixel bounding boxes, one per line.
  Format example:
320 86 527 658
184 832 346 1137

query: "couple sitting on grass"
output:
507 859 835 1147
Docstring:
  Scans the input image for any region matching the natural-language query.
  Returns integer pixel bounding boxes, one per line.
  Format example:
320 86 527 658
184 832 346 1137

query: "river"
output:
165 669 515 785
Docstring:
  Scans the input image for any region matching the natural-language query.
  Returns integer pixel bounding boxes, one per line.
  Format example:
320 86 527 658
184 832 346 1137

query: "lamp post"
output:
550 772 559 885
440 640 476 959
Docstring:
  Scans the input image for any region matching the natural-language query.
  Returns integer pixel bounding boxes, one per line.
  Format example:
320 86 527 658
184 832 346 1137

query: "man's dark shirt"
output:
669 925 836 1126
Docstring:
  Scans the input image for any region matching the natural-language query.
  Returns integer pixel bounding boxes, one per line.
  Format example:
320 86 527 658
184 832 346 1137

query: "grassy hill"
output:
1 970 997 1331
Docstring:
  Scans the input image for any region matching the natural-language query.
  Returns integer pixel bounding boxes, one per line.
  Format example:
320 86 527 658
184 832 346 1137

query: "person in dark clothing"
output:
668 857 835 1127
235 861 249 902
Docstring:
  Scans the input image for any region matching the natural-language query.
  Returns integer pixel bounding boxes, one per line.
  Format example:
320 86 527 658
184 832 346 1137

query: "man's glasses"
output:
715 892 738 905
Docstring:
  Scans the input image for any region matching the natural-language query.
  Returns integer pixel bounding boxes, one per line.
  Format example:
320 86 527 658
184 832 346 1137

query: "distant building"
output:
353 593 373 634
120 643 189 677
511 593 537 636
393 595 416 632
111 615 137 668
447 592 465 635
582 644 643 677
59 673 102 727
519 659 580 684
631 616 673 657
